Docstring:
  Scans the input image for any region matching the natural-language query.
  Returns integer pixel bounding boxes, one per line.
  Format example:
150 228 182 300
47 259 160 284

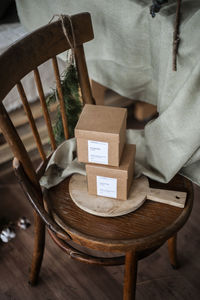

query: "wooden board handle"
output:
147 188 187 208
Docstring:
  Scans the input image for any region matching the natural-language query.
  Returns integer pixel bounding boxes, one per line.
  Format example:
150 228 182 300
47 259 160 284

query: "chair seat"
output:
44 174 193 253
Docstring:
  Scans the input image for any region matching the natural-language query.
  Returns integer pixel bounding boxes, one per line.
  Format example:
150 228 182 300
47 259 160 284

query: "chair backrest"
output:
0 13 94 191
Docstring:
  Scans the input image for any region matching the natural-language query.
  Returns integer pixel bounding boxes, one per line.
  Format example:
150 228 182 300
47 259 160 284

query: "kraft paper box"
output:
86 144 136 200
75 104 127 166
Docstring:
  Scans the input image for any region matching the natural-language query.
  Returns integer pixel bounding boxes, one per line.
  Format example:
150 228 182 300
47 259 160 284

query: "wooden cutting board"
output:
69 174 187 217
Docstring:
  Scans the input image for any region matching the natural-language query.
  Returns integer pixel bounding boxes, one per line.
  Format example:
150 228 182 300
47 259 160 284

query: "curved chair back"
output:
0 13 94 191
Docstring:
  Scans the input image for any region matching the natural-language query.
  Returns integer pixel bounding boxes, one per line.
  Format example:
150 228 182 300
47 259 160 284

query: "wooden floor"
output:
0 171 200 300
0 104 200 299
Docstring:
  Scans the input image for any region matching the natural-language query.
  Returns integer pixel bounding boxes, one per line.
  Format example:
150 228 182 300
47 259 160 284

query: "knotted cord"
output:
49 14 76 64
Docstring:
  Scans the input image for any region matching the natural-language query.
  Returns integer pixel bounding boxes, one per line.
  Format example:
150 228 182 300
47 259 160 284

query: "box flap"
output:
75 104 127 142
86 164 128 179
75 130 119 142
86 144 136 179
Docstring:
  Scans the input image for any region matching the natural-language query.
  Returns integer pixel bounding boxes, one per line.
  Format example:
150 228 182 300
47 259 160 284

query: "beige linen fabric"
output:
40 126 199 189
40 138 85 188
16 0 200 186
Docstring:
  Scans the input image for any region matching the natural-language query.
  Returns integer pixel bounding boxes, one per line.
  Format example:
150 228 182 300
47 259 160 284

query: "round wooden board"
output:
69 174 148 217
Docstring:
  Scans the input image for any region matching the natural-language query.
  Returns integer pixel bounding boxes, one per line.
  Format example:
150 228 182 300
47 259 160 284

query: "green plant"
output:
46 63 82 146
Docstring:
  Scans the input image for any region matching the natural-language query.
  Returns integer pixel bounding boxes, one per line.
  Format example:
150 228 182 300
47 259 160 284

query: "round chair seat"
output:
45 174 193 253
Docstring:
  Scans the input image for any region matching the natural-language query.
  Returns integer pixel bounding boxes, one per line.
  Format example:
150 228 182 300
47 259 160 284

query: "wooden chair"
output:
0 13 193 300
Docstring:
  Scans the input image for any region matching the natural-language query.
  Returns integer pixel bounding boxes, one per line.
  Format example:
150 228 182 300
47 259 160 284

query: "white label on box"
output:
88 140 108 165
96 176 117 198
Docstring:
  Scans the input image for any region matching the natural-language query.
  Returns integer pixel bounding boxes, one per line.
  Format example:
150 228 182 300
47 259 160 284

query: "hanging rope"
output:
47 15 82 144
49 14 76 64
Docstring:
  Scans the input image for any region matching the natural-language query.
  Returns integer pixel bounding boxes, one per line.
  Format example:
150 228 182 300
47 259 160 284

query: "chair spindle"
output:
34 67 56 150
0 102 39 189
51 56 69 140
74 45 94 105
17 81 46 161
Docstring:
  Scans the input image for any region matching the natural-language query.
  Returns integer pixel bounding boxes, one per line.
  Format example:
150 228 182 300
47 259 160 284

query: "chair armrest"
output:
13 157 71 241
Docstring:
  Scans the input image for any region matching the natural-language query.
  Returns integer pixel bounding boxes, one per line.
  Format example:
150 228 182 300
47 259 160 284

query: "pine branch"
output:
46 64 82 146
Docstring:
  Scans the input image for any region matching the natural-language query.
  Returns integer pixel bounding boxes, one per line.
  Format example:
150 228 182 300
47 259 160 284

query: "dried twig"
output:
173 0 182 71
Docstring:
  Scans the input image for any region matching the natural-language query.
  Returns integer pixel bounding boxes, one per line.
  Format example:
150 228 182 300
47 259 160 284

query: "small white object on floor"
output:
17 217 31 229
0 227 16 243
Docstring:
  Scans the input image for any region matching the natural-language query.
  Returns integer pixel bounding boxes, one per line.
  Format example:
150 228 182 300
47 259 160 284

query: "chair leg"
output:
123 250 138 300
168 234 179 269
29 212 45 285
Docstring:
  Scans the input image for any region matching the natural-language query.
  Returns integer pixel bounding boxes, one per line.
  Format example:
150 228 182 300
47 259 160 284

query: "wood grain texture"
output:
123 251 137 300
69 174 147 217
148 188 186 208
1 177 199 300
0 128 199 300
0 103 39 191
34 68 56 150
0 13 95 287
29 211 45 286
0 12 195 299
52 56 69 140
90 79 106 105
46 173 193 252
168 234 179 269
48 229 125 266
0 13 94 101
0 100 56 134
0 12 94 205
69 174 187 218
74 45 94 104
0 125 48 164
0 100 57 165
17 81 46 161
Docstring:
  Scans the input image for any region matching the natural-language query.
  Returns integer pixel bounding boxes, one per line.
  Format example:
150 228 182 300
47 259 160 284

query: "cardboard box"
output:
75 104 127 166
86 144 136 200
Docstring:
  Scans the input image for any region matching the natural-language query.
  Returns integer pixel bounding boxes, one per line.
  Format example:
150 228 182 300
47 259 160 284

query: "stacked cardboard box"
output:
75 104 136 200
